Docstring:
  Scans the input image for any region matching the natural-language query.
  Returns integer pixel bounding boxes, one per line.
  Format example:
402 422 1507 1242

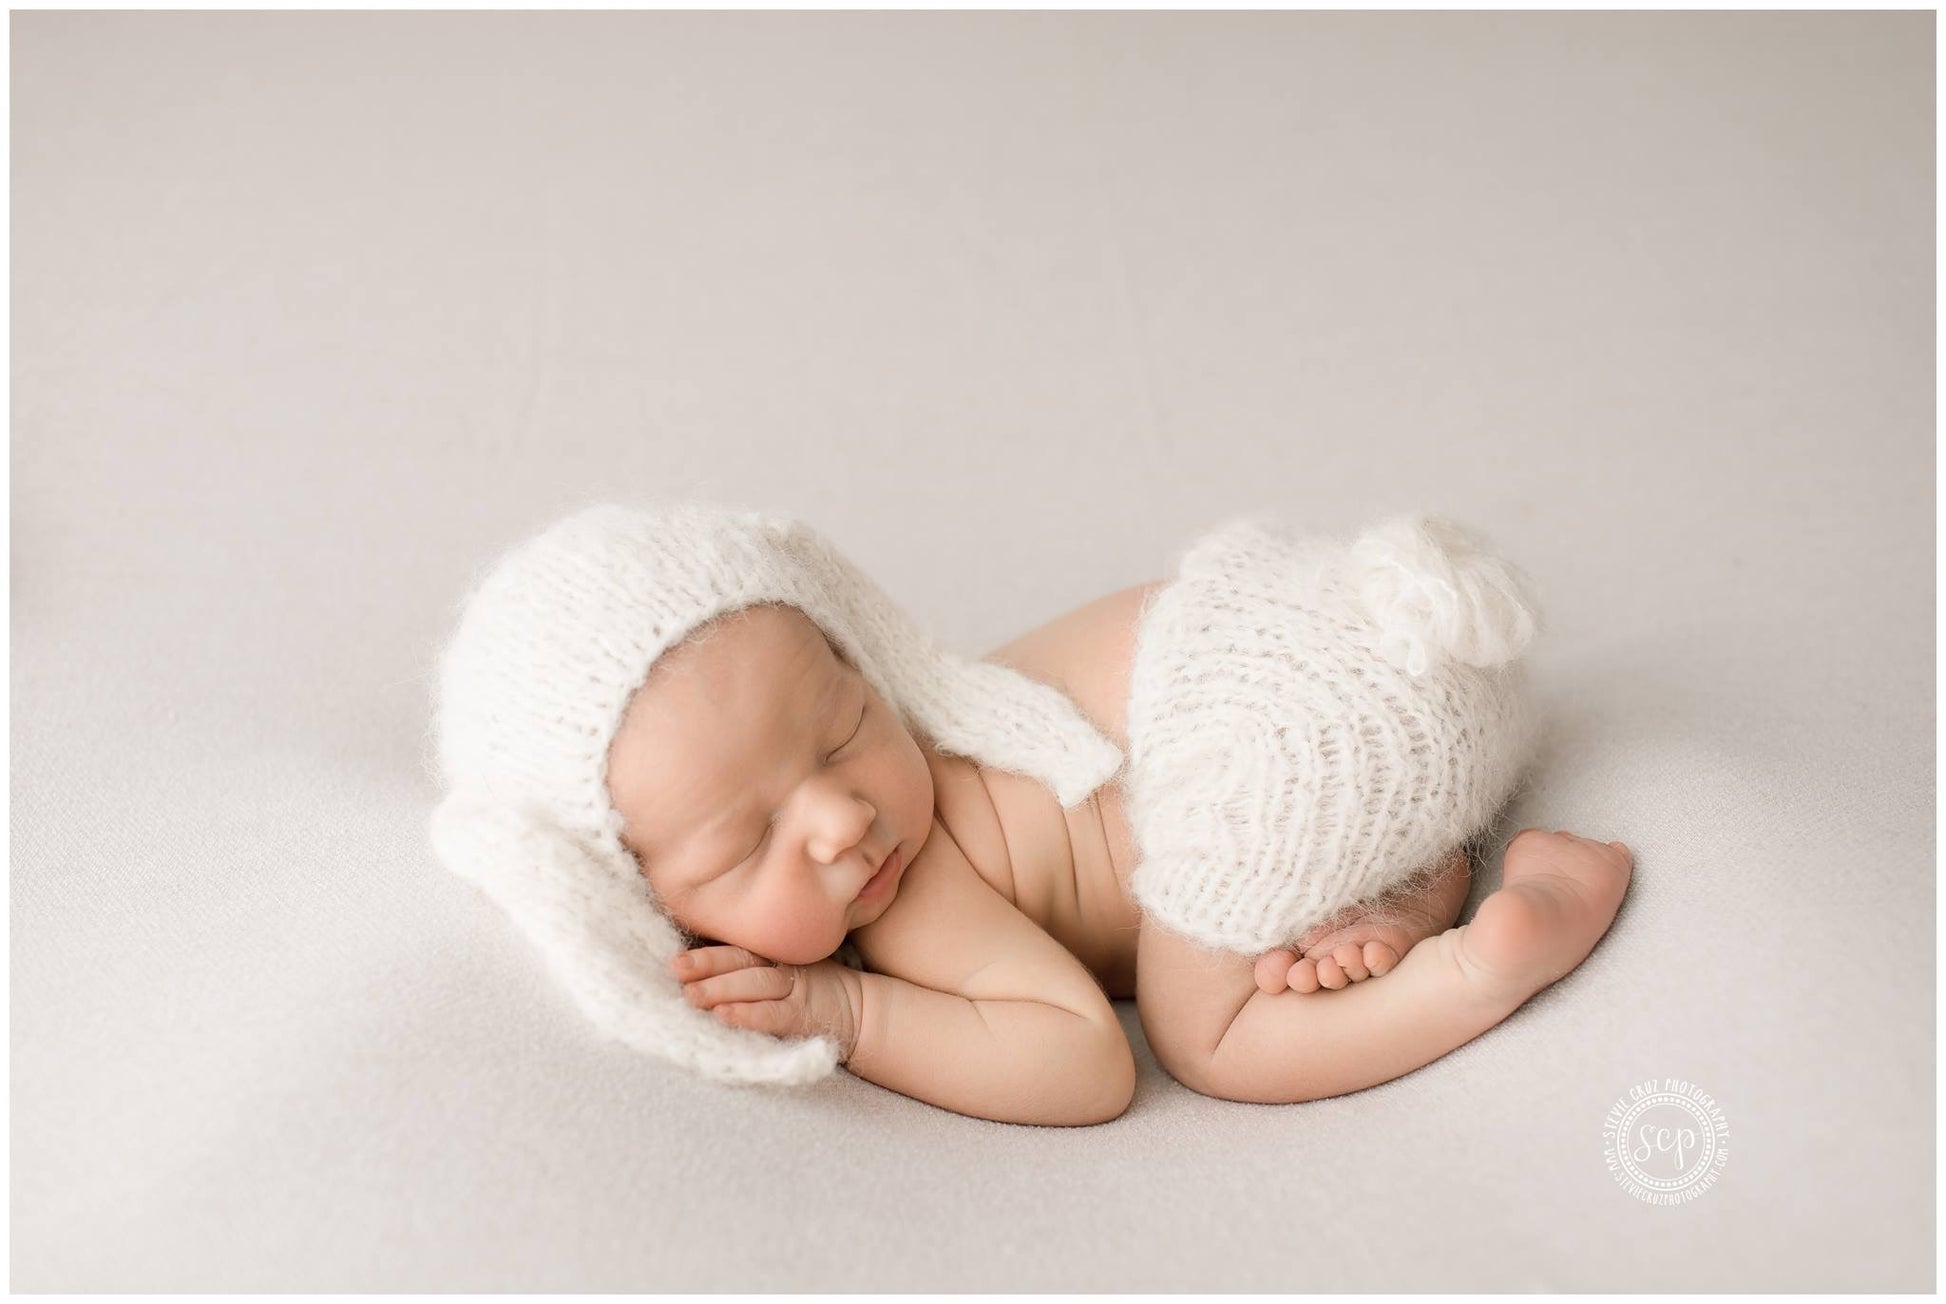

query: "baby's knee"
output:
1138 1001 1308 1104
1135 989 1216 1096
1134 917 1260 1096
1143 1031 1260 1102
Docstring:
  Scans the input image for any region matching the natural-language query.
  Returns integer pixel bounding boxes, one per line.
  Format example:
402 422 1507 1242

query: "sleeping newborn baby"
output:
429 502 1633 1126
607 597 1632 1123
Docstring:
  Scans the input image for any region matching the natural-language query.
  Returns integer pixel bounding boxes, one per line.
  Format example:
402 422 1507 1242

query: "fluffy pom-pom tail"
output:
1347 515 1542 677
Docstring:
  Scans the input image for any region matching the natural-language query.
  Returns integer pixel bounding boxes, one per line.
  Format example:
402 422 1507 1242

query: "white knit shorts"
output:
1119 515 1539 956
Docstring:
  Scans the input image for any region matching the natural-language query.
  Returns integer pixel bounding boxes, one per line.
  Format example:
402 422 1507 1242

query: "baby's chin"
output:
763 939 849 967
682 926 848 968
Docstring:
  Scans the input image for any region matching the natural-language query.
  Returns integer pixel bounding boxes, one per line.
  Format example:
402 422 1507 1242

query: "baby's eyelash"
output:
735 812 778 865
733 701 868 867
821 700 866 763
838 703 867 749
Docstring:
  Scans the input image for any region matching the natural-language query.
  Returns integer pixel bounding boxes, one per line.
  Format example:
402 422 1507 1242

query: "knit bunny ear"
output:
426 788 843 1086
755 513 1126 809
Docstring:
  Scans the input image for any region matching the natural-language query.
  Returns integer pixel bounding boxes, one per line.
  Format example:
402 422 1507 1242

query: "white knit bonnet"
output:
426 501 1125 1088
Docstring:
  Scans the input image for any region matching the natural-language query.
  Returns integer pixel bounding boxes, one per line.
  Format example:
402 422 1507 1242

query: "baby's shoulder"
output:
920 744 1016 901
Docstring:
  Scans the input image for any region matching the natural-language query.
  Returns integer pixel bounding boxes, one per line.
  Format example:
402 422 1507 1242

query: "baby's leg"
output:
1137 830 1632 1104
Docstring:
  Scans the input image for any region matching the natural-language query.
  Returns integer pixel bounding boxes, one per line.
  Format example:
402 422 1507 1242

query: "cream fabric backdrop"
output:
12 10 1933 1290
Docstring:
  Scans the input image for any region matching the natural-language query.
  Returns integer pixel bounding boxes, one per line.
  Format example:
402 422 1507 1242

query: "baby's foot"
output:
1453 830 1633 1004
1253 848 1472 994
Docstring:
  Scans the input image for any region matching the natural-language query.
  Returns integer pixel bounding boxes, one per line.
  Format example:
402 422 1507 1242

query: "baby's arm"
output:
843 817 1137 1127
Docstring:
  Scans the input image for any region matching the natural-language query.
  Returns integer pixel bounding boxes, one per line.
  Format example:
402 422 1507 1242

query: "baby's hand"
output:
670 945 863 1062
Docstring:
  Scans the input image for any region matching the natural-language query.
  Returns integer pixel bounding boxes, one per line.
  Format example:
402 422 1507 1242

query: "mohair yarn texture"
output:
427 501 1126 1088
1123 512 1544 954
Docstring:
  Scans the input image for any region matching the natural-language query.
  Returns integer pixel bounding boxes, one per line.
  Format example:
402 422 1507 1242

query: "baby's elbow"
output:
1071 1024 1138 1126
1098 1049 1138 1124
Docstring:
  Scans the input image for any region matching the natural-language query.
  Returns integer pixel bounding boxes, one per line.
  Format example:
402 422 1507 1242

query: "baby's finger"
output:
709 1001 795 1035
670 945 773 980
682 964 795 1010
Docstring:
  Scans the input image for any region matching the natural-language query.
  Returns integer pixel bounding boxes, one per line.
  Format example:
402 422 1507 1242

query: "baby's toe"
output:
1331 943 1370 982
1314 955 1349 990
1254 949 1297 995
1287 957 1323 994
1363 940 1400 977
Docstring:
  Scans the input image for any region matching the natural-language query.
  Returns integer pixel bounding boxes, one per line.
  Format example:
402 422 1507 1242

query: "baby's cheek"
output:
744 891 847 966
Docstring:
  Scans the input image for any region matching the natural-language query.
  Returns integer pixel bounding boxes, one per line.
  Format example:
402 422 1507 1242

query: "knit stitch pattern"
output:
1124 512 1544 955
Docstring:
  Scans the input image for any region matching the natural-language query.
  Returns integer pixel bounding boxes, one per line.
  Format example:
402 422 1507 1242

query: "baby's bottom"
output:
1135 830 1633 1104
